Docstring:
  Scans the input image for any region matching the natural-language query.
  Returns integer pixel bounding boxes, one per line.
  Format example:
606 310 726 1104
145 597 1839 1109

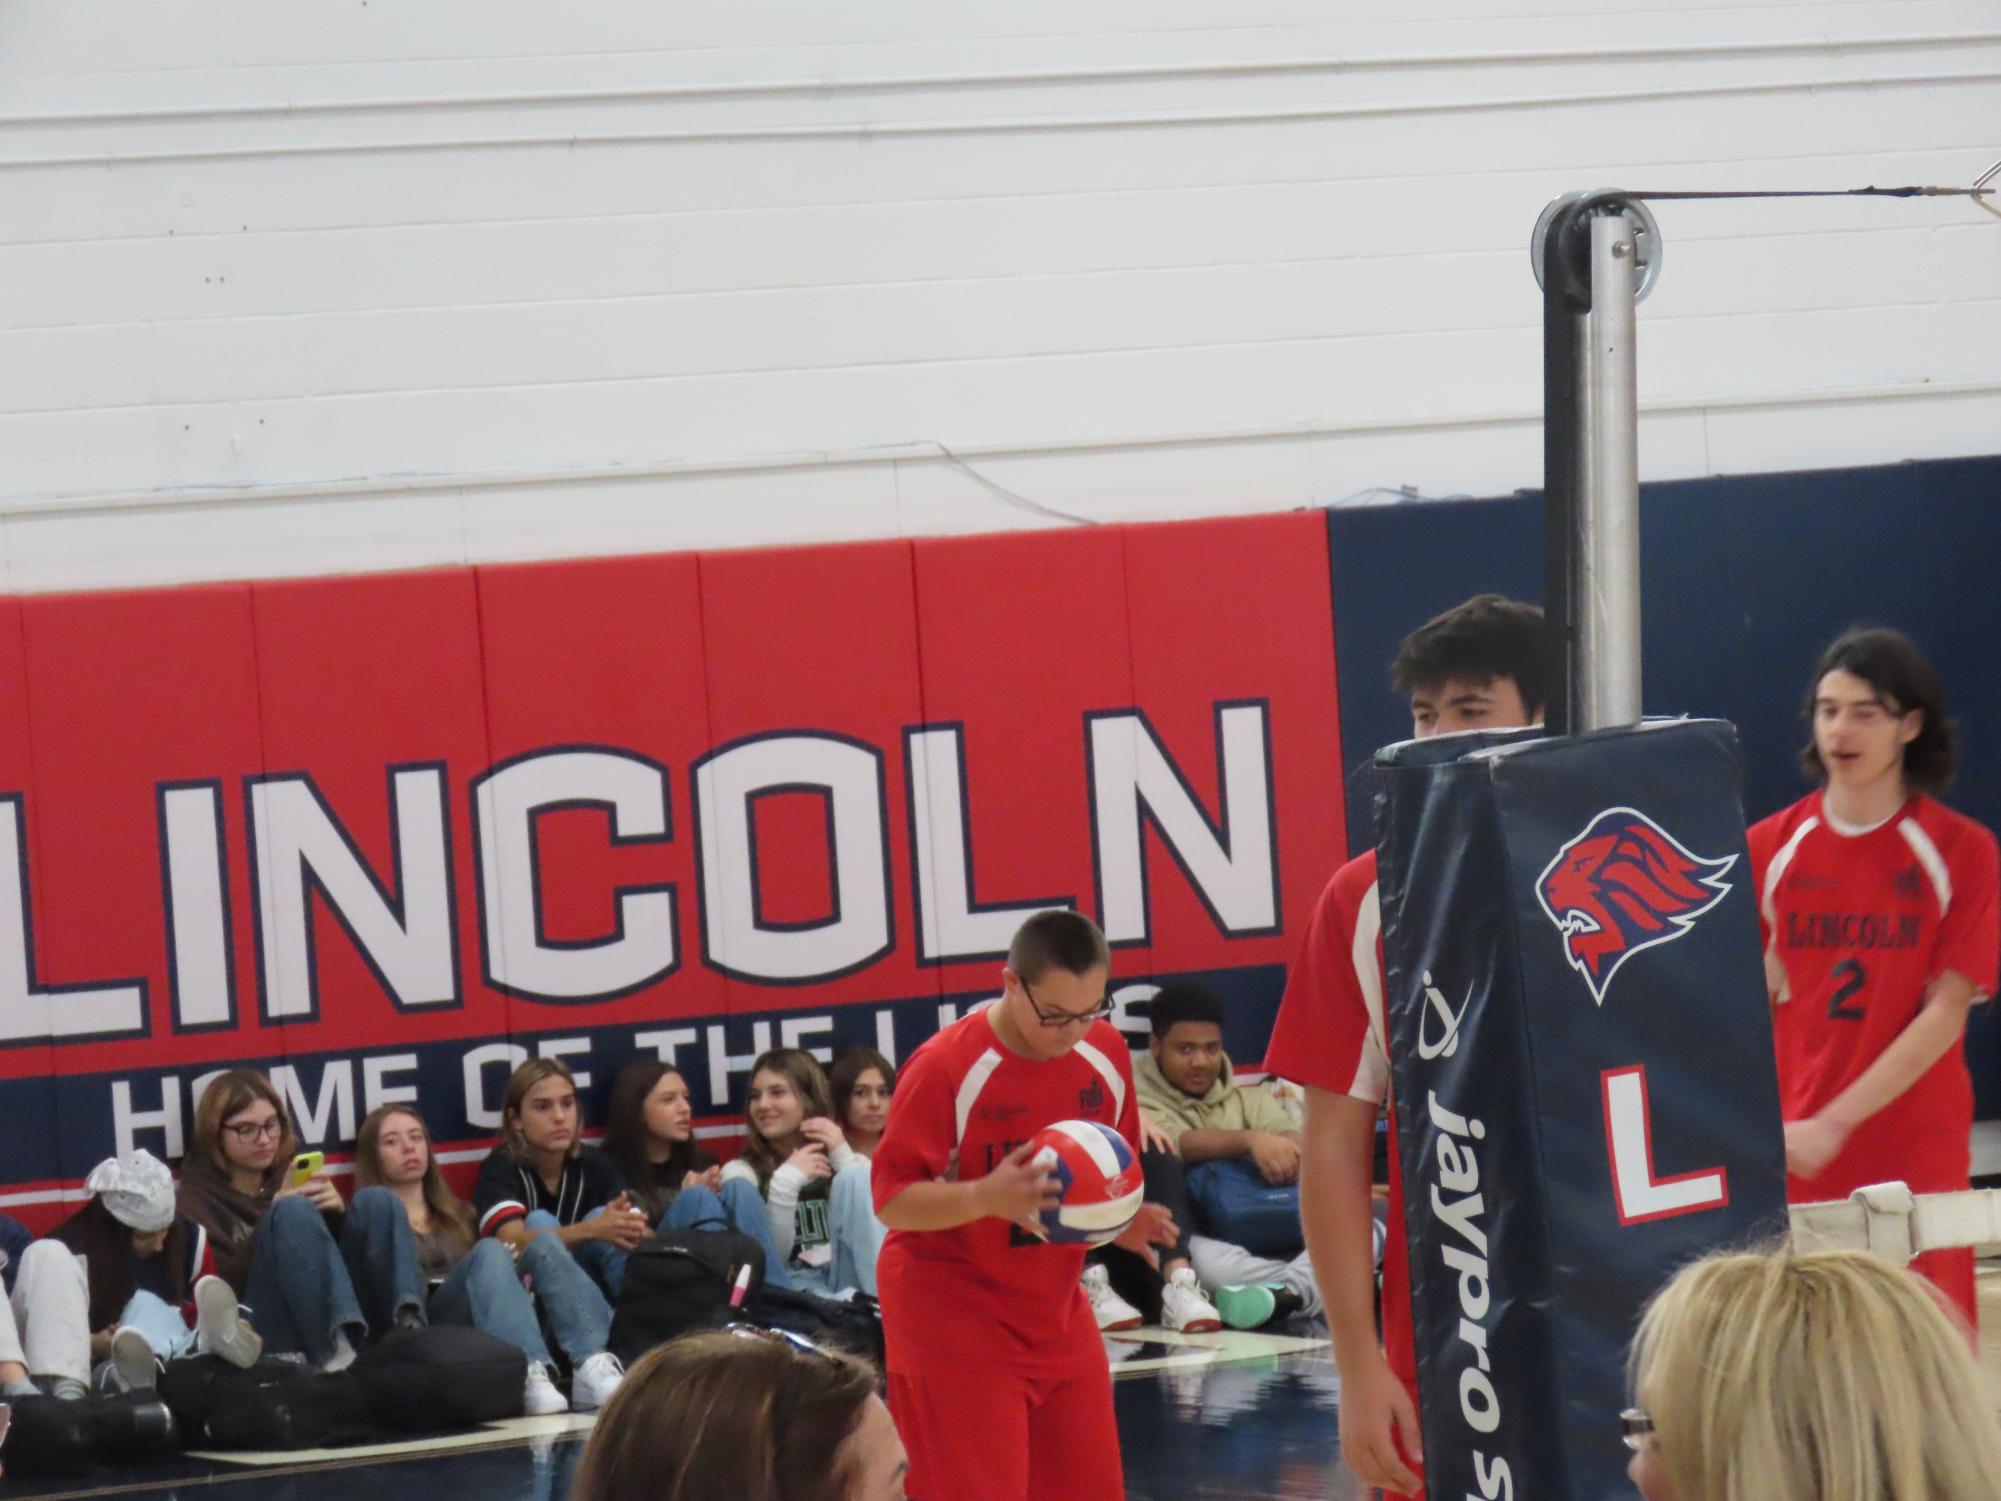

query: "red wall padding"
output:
0 513 1344 1227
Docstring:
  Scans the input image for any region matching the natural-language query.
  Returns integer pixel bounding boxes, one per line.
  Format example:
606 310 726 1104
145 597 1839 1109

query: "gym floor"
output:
4 1326 1359 1501
12 1270 1999 1500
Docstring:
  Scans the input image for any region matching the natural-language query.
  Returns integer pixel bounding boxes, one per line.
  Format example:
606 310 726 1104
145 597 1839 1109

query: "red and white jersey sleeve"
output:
1262 848 1418 1391
872 1006 1137 1377
1750 792 2000 1195
1263 850 1388 1104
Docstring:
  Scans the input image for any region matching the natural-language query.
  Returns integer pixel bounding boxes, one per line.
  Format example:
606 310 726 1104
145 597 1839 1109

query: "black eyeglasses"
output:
1620 1406 1654 1452
1020 978 1114 1030
223 1119 284 1143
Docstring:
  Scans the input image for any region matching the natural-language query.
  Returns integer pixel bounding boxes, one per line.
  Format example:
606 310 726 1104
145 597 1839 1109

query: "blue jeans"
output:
427 1237 614 1368
522 1209 626 1303
240 1196 367 1364
788 1160 886 1299
338 1186 428 1336
662 1181 796 1293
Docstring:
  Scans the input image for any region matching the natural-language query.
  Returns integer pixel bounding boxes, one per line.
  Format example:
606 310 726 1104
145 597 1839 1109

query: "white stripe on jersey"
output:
1072 1039 1127 1124
1350 882 1390 1105
1761 816 1821 929
1051 1120 1123 1178
952 1047 1005 1146
1898 819 1954 917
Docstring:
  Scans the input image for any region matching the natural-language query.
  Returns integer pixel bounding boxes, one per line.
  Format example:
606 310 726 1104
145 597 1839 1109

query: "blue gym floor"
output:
6 1327 1361 1501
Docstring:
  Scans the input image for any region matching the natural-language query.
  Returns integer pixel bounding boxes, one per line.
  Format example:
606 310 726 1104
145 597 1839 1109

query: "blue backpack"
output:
1185 1158 1306 1258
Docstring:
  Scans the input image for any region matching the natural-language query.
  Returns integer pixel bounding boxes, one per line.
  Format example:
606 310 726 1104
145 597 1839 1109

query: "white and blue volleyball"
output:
1028 1119 1144 1247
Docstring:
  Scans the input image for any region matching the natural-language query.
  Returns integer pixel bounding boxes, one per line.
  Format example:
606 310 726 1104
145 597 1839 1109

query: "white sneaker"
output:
193 1275 264 1369
1160 1268 1222 1333
570 1351 624 1411
1082 1263 1143 1332
320 1328 358 1374
108 1325 158 1392
522 1362 569 1416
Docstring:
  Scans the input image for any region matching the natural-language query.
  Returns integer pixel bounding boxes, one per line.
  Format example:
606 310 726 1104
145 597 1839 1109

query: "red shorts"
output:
888 1357 1121 1501
1913 1247 1978 1336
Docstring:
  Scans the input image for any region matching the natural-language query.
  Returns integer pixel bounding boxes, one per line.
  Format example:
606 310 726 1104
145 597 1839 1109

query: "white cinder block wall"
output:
2 1 1997 592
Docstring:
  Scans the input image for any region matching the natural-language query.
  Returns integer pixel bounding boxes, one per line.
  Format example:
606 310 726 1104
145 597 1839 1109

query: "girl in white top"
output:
720 1048 885 1297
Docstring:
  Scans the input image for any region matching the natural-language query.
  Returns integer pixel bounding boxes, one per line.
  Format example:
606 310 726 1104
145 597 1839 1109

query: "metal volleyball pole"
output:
1534 191 1660 734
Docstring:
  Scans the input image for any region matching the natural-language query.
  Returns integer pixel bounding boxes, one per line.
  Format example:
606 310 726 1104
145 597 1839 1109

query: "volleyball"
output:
1027 1119 1144 1248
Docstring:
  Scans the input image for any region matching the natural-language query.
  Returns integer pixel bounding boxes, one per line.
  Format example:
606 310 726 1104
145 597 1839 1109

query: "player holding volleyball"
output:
1265 594 1546 1501
872 910 1176 1501
1749 627 1998 1329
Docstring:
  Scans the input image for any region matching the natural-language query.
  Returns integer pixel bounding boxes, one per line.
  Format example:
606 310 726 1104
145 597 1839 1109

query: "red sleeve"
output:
1937 821 2001 999
871 1035 958 1215
1262 853 1387 1104
1110 1031 1140 1155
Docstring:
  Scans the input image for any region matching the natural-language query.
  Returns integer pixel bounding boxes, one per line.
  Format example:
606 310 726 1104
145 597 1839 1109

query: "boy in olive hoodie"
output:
1136 983 1323 1328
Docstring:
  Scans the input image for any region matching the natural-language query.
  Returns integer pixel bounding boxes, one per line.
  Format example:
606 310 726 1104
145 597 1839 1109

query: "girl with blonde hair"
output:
1626 1246 2001 1501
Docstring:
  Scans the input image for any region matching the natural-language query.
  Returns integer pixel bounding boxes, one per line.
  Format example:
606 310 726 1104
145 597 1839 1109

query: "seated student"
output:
348 1103 624 1413
472 1057 648 1303
720 1049 886 1299
1083 1110 1222 1335
2 1162 255 1401
177 1069 370 1370
1627 1246 2001 1501
827 1048 895 1159
1134 983 1321 1330
599 1059 789 1285
571 1327 906 1501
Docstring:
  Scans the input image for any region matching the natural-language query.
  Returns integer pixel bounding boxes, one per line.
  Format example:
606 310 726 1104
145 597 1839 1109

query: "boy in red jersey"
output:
872 910 1176 1501
1263 595 1546 1501
1749 628 1999 1328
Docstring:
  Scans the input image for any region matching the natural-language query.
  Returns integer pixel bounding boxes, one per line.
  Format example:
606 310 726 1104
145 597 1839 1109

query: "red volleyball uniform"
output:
1750 792 2000 1325
872 1006 1139 1501
1263 849 1423 1501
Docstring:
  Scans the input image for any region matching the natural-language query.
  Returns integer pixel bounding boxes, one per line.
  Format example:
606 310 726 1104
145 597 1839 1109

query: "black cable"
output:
1624 185 1992 200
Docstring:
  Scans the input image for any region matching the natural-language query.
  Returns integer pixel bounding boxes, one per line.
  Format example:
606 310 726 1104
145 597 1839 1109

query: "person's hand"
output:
683 1165 723 1193
595 1193 650 1250
1764 948 1792 1005
800 1117 847 1154
279 1174 344 1213
1137 1111 1176 1157
785 1142 833 1181
1249 1132 1302 1185
1109 1203 1179 1269
975 1141 1059 1235
89 1327 116 1364
1784 1116 1847 1180
1339 1351 1423 1494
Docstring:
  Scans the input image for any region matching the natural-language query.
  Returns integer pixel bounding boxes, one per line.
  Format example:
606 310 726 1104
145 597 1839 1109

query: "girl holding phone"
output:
177 1070 371 1369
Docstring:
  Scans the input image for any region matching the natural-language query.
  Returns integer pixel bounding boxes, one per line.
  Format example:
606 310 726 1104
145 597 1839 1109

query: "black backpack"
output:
607 1223 768 1364
0 1390 179 1476
752 1286 887 1368
351 1324 526 1430
158 1354 378 1451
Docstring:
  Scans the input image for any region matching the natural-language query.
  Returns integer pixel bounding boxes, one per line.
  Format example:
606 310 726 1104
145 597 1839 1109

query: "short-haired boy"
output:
873 911 1175 1500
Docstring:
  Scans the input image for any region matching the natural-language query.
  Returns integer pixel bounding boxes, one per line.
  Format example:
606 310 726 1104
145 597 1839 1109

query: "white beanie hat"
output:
86 1150 177 1233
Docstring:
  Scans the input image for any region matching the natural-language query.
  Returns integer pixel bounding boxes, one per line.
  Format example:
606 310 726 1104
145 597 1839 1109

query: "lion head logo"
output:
1534 807 1736 1005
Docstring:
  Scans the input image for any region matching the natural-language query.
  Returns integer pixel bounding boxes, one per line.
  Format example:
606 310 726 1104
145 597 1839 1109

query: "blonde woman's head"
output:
1629 1247 2001 1501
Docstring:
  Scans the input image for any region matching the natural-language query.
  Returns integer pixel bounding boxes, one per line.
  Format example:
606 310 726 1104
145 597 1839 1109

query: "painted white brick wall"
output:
2 2 1997 590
